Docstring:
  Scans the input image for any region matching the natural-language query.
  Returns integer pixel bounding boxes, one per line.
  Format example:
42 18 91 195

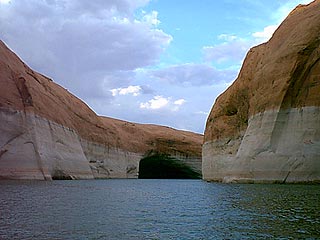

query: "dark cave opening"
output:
51 170 73 180
138 154 201 179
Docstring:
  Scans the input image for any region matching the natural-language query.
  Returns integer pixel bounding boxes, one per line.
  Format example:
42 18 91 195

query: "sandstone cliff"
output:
203 0 320 183
0 40 202 180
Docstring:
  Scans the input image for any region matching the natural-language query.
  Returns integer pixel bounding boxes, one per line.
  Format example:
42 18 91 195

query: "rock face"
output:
203 1 320 183
0 40 202 180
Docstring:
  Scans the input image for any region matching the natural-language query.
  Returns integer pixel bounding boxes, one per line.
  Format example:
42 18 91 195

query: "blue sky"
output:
142 1 289 64
0 0 314 133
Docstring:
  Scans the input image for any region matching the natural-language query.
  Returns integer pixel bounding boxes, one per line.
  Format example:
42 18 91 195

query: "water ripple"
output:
0 180 319 239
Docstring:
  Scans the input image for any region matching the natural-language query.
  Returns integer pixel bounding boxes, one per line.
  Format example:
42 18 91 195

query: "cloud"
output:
111 85 142 97
174 99 186 106
195 111 209 115
252 1 314 44
172 99 186 111
149 63 237 86
204 0 315 67
0 0 10 4
252 25 278 41
203 36 253 65
0 0 172 101
140 85 155 94
140 95 169 110
204 21 282 66
140 96 186 111
142 10 161 26
71 0 150 17
218 34 237 42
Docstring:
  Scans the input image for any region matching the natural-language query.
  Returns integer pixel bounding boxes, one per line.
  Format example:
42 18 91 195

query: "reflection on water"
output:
0 180 319 239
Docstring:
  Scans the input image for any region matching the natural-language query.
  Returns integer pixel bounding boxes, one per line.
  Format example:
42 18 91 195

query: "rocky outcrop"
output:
0 40 202 180
203 0 320 183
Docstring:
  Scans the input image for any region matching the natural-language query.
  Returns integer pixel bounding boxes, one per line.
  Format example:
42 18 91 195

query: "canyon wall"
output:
203 0 320 183
0 40 202 180
0 109 93 180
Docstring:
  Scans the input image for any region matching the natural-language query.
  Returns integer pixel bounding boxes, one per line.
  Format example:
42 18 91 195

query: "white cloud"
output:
142 11 160 26
172 98 186 111
139 96 187 111
0 0 172 101
252 1 314 45
174 99 186 106
252 25 278 41
111 85 142 97
250 0 314 46
140 95 169 110
218 34 237 42
195 111 208 115
0 0 10 4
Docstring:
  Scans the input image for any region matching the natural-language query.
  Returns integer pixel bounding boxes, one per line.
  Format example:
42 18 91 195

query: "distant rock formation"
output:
0 40 202 180
203 0 320 183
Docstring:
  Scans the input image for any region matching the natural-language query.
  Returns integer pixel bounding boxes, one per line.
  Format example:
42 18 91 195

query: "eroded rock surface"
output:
0 40 202 180
203 0 320 183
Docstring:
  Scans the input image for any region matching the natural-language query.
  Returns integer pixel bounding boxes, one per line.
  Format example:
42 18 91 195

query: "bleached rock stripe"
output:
202 106 320 183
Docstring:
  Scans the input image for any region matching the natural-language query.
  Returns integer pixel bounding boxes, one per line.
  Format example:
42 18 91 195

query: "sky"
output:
0 0 314 133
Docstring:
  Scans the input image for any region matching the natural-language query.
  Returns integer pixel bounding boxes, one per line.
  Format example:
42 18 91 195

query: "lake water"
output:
0 179 319 240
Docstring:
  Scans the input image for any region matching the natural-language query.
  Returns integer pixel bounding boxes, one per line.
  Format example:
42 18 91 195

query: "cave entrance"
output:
138 154 201 179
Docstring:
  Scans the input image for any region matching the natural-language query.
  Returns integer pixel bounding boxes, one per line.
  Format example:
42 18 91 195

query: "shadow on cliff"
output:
138 154 201 179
